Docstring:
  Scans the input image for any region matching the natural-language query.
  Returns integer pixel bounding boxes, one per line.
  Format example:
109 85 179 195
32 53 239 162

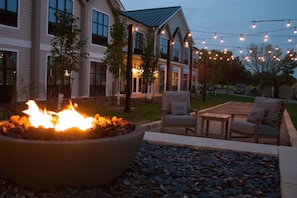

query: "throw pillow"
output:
247 107 267 123
254 97 284 126
171 101 188 115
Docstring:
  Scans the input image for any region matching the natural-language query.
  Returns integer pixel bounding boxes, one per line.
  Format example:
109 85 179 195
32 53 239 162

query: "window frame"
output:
0 0 18 28
134 31 144 55
160 37 168 59
173 42 180 62
91 9 109 46
48 0 73 35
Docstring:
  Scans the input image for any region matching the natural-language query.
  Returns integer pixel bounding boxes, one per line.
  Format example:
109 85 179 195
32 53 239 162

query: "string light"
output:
294 27 297 34
239 34 245 41
264 32 268 42
202 39 206 44
213 33 217 39
288 36 292 42
220 37 224 43
252 22 256 28
287 19 291 27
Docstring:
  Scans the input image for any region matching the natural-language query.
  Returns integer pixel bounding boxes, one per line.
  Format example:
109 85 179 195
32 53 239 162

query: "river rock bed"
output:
0 141 280 197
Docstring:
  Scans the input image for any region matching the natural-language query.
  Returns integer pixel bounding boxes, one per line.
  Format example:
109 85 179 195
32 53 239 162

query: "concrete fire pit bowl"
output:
0 124 145 190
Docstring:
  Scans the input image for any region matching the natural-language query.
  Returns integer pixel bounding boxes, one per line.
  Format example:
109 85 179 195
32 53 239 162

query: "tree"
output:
242 43 297 94
49 10 88 99
102 9 127 105
141 36 160 100
198 49 250 88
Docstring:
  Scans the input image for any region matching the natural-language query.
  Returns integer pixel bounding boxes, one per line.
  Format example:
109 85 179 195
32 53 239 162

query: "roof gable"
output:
121 6 181 28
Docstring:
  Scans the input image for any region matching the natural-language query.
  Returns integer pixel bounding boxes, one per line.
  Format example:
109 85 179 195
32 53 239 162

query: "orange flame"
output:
22 100 94 131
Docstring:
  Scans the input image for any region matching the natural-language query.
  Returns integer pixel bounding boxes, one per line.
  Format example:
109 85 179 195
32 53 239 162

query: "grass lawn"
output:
74 93 297 130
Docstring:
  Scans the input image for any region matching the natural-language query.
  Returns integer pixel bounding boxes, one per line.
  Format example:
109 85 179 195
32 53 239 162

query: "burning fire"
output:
22 100 94 131
18 100 127 132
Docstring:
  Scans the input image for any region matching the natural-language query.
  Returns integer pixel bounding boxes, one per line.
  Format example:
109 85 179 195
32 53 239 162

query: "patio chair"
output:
161 91 198 134
228 96 287 145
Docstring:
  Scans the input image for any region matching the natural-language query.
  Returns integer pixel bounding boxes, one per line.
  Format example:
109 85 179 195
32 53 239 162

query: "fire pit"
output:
0 100 145 190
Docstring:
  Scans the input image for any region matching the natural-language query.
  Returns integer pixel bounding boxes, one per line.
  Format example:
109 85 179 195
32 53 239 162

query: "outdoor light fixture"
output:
239 48 243 54
220 37 224 43
213 32 217 39
294 27 297 34
202 39 206 44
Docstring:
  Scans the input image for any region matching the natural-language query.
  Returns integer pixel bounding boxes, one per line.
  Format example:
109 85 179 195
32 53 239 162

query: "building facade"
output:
0 0 196 102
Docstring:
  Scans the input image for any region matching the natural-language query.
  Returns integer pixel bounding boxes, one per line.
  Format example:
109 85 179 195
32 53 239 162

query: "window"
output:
0 0 18 27
173 43 180 62
184 47 189 64
160 37 168 59
0 50 17 102
92 10 109 46
48 0 73 35
0 50 17 86
134 32 144 54
90 62 107 96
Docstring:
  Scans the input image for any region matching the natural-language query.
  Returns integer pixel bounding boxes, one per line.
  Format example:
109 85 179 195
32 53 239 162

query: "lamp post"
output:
202 56 207 101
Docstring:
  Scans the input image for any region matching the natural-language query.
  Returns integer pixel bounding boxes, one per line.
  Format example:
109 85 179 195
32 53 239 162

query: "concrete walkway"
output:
142 101 297 198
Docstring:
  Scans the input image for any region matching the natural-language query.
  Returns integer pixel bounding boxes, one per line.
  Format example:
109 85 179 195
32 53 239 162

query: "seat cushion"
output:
164 114 196 126
171 101 188 115
231 120 279 136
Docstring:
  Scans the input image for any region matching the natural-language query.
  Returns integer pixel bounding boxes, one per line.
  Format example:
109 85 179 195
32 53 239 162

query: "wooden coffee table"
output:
199 112 232 139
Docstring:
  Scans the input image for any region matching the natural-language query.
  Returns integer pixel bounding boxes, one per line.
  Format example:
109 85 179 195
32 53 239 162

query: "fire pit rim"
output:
0 122 141 144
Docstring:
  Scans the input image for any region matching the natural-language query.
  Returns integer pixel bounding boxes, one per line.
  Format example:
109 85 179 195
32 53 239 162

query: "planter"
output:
0 124 145 190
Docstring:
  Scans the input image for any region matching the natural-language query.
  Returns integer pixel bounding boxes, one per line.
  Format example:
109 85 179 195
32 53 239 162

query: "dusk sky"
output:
121 0 297 57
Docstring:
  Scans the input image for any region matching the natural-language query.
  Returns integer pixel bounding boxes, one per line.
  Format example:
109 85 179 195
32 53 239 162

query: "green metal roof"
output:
122 6 181 28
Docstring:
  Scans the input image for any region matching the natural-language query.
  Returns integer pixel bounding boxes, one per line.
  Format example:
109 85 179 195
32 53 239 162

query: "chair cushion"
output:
164 114 196 126
246 107 267 123
231 120 279 136
171 101 188 115
254 97 283 126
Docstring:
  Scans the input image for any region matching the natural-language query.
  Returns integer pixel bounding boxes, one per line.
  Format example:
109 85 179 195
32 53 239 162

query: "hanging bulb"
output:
239 34 245 41
213 33 217 39
264 32 268 42
252 22 256 29
239 48 243 54
220 37 224 43
202 39 206 45
287 19 291 27
288 36 292 42
294 27 297 34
